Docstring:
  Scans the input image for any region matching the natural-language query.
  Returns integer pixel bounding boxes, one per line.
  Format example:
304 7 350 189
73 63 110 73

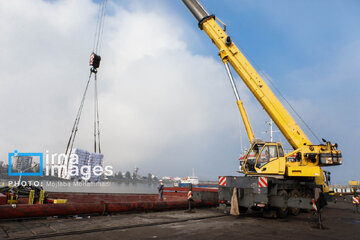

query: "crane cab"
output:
241 141 286 176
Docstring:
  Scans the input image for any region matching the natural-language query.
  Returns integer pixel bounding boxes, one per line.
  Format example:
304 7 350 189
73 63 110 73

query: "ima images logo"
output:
8 150 43 176
7 150 114 180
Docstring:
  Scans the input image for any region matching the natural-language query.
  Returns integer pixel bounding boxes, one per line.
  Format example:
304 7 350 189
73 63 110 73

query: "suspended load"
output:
88 152 104 182
63 149 104 182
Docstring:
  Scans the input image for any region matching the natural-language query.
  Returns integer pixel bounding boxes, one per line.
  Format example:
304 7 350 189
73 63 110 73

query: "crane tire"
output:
276 190 288 218
289 189 301 216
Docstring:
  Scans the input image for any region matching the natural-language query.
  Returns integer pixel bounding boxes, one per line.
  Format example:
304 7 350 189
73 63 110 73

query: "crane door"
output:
255 144 285 175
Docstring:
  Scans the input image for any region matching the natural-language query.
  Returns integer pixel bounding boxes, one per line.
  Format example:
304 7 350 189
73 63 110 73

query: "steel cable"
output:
228 33 322 144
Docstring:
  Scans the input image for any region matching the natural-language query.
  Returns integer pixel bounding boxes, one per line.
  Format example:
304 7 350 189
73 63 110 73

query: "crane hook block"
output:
90 52 101 70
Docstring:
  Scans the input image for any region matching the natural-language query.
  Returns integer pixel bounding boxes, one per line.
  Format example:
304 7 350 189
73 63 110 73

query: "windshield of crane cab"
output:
247 144 264 161
245 144 264 172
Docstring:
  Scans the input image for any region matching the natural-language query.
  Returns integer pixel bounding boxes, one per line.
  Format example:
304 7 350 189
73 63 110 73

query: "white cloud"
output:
8 0 355 183
0 0 268 179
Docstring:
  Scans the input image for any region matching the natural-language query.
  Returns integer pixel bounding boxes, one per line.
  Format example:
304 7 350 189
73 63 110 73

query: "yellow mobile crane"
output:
182 0 342 216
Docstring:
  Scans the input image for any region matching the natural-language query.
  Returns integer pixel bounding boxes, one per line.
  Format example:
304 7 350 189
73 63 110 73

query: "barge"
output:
0 187 218 220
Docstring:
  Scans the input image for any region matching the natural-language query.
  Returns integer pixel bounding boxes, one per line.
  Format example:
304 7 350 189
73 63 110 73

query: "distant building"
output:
133 167 139 179
13 156 32 172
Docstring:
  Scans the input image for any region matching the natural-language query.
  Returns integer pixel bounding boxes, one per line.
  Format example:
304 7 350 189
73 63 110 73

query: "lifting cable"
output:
64 71 93 158
94 72 101 153
91 0 107 154
93 0 108 55
63 0 108 170
230 37 322 144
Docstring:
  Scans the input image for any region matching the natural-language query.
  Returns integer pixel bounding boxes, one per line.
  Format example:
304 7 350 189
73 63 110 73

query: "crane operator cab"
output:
241 141 286 175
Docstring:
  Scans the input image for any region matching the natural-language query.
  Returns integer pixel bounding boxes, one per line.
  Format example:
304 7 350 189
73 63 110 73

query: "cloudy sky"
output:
1 0 359 184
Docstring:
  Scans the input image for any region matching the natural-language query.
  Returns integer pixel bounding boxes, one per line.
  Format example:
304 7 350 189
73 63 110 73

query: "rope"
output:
94 73 97 153
92 1 102 52
91 0 106 152
93 0 108 54
97 0 107 54
94 73 101 153
258 70 322 144
62 71 93 175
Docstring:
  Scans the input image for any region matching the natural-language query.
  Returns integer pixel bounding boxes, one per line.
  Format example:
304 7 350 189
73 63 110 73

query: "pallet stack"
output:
88 152 104 182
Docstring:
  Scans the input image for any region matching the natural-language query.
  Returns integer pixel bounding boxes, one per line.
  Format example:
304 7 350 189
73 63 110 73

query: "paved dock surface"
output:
0 202 359 240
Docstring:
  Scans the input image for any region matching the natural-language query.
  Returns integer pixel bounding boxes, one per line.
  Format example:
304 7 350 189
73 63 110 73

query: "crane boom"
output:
224 61 255 143
182 0 311 150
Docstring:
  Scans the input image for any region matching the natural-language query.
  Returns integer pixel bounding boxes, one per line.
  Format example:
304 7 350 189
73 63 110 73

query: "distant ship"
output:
180 176 199 185
172 169 217 188
176 168 198 187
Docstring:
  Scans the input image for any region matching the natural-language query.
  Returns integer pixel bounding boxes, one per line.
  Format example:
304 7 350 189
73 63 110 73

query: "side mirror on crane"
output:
327 172 331 182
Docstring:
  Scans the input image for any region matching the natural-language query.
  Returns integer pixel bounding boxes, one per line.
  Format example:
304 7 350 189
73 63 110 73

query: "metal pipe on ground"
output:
0 200 218 220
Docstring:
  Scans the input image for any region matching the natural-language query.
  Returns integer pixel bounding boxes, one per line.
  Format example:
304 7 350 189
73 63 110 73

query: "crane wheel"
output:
239 206 248 213
289 190 301 216
276 190 288 218
301 189 313 213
